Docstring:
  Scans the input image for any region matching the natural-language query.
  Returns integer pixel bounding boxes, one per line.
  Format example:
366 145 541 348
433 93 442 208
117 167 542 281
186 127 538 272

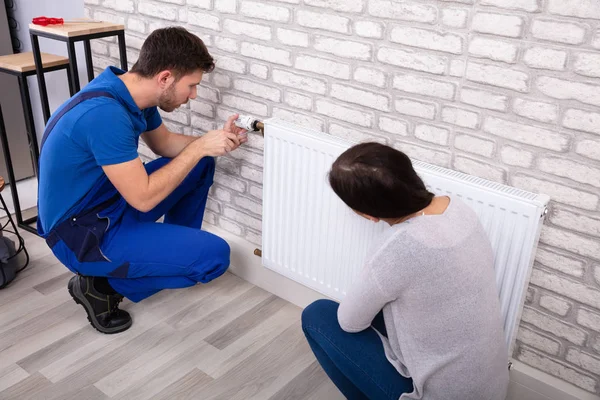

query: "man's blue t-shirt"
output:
38 66 162 234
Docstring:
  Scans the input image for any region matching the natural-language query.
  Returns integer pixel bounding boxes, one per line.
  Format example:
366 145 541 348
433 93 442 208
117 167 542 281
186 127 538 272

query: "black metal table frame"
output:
30 28 128 123
0 63 70 235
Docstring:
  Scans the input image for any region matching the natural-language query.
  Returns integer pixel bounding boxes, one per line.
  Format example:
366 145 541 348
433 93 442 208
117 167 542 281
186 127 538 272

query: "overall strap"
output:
39 91 115 152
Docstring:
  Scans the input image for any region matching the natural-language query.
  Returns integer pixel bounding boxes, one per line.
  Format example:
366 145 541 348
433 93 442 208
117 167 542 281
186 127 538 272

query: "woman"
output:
301 143 510 400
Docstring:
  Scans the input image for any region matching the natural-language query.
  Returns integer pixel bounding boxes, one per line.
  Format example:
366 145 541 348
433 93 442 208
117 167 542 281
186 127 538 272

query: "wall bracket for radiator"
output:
260 117 550 357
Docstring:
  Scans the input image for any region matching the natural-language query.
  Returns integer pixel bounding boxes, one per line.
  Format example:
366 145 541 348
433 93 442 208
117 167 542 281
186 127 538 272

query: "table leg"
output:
83 39 94 83
30 33 51 124
67 40 81 93
117 32 128 71
17 76 40 176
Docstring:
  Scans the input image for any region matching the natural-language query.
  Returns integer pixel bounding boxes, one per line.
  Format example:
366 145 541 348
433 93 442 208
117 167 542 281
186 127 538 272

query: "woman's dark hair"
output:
329 142 434 218
130 26 215 79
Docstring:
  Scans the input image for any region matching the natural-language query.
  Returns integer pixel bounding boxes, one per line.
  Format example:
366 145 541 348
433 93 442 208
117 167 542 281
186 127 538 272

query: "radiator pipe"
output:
254 248 262 257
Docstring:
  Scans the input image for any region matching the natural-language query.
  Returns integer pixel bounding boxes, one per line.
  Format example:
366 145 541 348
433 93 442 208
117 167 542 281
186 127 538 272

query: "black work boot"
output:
68 275 132 334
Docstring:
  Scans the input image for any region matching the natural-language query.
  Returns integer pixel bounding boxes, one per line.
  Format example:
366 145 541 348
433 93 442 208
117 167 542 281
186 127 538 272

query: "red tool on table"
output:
32 16 99 26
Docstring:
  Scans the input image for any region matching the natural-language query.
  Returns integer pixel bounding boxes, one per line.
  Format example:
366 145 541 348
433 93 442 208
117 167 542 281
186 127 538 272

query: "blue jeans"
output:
302 299 413 400
49 157 230 302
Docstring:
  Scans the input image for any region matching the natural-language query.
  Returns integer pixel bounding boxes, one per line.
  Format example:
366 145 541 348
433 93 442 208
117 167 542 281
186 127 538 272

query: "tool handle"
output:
32 16 64 26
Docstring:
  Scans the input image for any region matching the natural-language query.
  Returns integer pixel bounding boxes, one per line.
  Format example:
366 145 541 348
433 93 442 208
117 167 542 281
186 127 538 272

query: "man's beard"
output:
158 82 178 112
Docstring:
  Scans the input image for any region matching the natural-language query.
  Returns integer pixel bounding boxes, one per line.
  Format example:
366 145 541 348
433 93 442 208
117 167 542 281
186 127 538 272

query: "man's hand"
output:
224 113 248 151
194 114 248 157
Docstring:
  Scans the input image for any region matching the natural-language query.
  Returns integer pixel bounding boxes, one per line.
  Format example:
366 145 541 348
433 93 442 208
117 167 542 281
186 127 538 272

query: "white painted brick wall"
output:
88 0 600 392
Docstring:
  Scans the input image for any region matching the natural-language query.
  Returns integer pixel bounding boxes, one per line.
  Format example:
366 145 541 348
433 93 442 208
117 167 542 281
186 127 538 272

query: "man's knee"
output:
188 233 230 283
302 299 339 330
192 156 215 184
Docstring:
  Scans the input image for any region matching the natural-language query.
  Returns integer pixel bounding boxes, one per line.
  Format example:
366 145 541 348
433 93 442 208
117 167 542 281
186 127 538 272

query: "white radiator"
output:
261 118 549 354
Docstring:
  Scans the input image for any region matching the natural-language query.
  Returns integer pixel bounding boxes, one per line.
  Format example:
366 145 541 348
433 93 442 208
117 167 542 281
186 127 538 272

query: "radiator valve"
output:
234 115 264 134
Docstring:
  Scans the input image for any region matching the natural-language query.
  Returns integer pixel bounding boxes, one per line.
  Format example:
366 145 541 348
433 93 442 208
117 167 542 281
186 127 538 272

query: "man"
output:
37 27 247 334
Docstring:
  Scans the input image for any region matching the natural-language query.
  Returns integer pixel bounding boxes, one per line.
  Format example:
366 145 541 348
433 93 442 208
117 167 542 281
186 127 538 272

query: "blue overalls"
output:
37 91 230 302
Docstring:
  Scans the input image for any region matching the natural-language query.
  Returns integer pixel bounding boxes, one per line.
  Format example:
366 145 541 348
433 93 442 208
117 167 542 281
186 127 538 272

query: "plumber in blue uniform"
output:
37 27 248 334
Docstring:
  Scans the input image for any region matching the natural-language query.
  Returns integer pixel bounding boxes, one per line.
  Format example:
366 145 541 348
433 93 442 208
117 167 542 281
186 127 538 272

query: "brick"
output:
241 43 291 66
240 166 263 185
472 13 524 38
102 0 134 13
277 29 309 47
304 0 364 13
222 94 268 116
575 139 600 161
540 294 572 316
228 147 263 167
187 0 210 7
513 99 558 124
517 347 597 392
233 79 281 102
394 142 451 167
500 146 534 168
536 247 585 278
272 70 327 94
526 287 536 304
224 20 270 40
522 306 587 345
284 92 312 110
314 36 371 60
205 198 220 214
577 309 600 331
249 185 262 200
378 47 446 75
188 11 220 30
219 217 244 236
466 62 529 92
126 17 146 34
191 115 216 132
483 117 569 151
551 207 600 237
596 267 600 287
392 74 455 100
329 124 389 144
415 125 449 146
216 156 240 175
517 327 561 355
295 55 350 79
453 156 506 183
395 98 436 120
315 100 373 127
331 84 390 111
204 210 217 226
354 21 383 38
215 56 246 74
539 156 600 188
272 108 325 131
566 349 600 377
441 107 479 129
454 134 495 157
137 0 178 21
213 36 237 52
460 87 508 111
245 229 262 246
215 171 246 192
368 0 437 23
297 10 349 34
481 0 541 12
532 20 586 45
160 108 189 125
574 53 600 78
93 11 125 24
250 64 269 80
540 227 600 263
354 67 386 88
90 41 108 56
240 1 290 22
125 33 145 50
513 175 598 211
594 30 600 49
549 0 600 20
449 60 465 77
538 77 600 108
390 27 463 55
215 0 236 13
378 116 409 137
234 195 262 215
523 47 567 71
213 186 232 202
468 37 518 64
198 85 219 103
442 8 468 28
212 73 230 88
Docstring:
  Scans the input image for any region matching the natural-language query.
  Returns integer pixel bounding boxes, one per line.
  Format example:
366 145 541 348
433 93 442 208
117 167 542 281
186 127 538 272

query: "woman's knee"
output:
302 299 339 330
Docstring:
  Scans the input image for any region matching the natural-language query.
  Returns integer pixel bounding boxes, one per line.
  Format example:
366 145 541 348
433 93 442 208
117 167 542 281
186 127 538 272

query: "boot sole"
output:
68 277 132 334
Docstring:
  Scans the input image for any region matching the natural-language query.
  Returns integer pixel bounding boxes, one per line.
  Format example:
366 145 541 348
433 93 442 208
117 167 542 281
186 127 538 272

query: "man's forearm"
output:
156 132 197 158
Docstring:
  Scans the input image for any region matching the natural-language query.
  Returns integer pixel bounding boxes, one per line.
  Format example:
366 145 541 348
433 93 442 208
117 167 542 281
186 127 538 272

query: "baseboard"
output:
204 224 597 400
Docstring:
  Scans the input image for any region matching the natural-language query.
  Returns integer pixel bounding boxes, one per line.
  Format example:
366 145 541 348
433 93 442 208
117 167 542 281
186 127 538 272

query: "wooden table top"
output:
29 19 125 38
0 52 69 73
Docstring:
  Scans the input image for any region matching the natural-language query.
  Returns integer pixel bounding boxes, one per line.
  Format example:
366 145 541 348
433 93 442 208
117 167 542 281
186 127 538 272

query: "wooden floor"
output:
0 229 344 400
